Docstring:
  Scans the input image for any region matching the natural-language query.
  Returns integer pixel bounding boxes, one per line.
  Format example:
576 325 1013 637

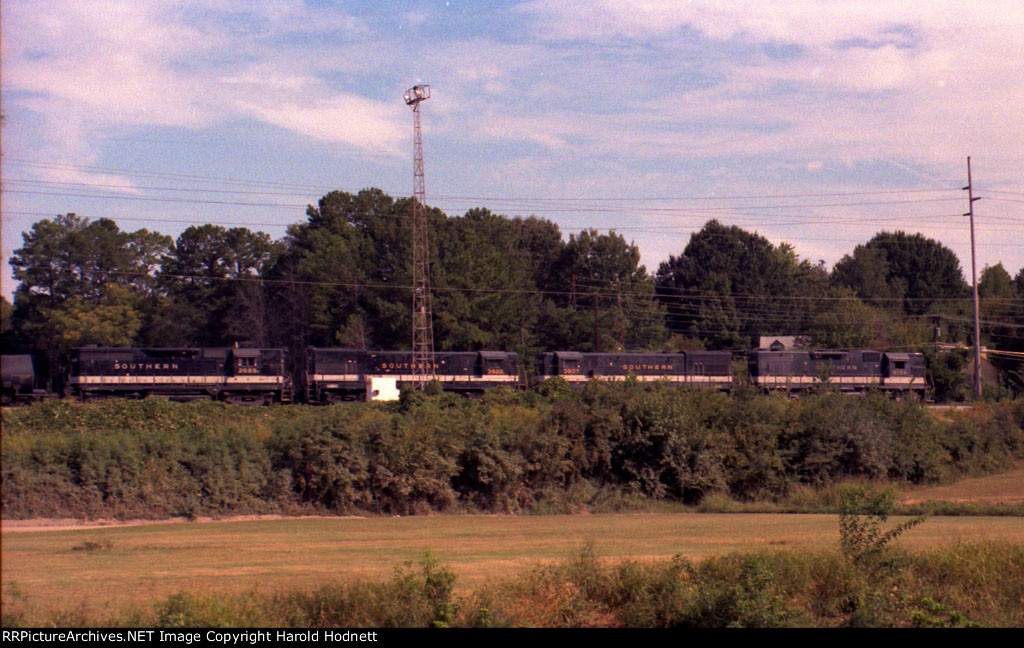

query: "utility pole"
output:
964 156 982 399
404 85 435 387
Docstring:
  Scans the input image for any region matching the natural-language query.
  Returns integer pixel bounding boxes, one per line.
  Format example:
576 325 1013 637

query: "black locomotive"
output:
69 346 290 404
748 349 926 397
306 348 519 403
536 351 734 390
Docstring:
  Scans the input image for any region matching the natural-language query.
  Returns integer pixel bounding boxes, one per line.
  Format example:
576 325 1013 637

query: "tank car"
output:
1 355 50 405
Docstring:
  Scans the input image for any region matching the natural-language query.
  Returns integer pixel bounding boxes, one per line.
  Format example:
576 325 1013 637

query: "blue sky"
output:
3 1 1023 301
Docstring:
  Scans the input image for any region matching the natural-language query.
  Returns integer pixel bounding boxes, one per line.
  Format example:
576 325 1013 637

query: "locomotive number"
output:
486 369 506 375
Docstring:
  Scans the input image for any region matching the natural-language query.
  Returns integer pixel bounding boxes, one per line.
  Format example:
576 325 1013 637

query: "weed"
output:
71 540 113 552
838 484 929 564
911 598 980 628
1 582 28 628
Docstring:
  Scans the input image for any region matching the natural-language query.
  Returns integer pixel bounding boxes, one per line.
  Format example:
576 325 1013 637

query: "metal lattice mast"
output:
404 85 434 386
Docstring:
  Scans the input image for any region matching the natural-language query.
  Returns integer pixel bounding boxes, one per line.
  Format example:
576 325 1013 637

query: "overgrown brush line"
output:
4 543 1022 628
3 387 1022 519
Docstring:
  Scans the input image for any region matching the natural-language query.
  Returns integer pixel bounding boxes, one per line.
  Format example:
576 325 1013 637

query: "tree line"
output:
3 187 1023 396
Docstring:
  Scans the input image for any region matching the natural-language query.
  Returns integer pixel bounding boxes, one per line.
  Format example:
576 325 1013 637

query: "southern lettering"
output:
376 362 440 370
620 364 675 371
112 362 180 371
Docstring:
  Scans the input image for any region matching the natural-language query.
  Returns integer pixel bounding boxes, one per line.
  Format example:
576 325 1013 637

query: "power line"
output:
13 261 1016 308
4 158 336 192
3 189 307 209
7 156 964 201
430 188 962 202
8 208 1022 247
3 178 321 198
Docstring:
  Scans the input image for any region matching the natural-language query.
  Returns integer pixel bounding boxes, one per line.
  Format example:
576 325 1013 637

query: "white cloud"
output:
520 1 1023 50
236 96 406 155
505 0 1024 190
3 0 1021 281
3 1 405 158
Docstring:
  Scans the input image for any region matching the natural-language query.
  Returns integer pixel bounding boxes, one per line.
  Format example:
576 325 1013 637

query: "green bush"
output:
3 386 1022 518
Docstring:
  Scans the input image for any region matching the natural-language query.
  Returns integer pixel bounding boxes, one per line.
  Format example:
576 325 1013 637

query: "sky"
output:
2 0 1023 302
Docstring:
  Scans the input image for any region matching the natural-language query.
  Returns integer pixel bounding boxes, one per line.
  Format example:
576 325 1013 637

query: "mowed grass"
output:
899 463 1024 504
4 512 1024 620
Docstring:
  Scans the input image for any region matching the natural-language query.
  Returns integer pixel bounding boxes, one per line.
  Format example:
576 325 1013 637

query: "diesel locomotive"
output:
536 350 734 390
305 348 520 403
69 346 290 404
748 349 927 397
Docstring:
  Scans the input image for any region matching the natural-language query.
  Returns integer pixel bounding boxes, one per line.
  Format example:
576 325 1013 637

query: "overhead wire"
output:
6 157 1023 346
6 159 1023 247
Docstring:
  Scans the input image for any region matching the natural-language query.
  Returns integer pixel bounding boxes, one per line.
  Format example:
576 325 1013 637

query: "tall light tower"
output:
404 84 435 387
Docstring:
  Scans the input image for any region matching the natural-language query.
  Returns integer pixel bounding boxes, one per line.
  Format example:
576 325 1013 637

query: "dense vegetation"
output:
4 189 1023 398
4 384 1022 520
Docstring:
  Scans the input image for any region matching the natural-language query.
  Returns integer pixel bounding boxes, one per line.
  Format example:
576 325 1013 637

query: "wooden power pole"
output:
964 156 982 399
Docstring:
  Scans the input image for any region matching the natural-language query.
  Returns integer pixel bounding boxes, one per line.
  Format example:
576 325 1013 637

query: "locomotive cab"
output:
883 352 909 376
882 352 925 397
554 351 583 379
230 348 261 376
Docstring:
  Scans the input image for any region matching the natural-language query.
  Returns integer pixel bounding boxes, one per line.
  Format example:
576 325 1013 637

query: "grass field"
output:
4 511 1024 622
4 463 1024 624
899 463 1024 505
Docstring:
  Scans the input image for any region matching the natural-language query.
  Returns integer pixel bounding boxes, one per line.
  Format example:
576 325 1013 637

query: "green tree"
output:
431 208 540 351
541 229 666 351
514 216 564 292
9 214 169 383
0 296 15 353
978 263 1024 394
805 287 889 349
830 247 896 302
50 285 142 347
688 274 746 349
832 231 970 317
155 225 280 346
269 189 421 354
656 220 824 349
978 263 1019 342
